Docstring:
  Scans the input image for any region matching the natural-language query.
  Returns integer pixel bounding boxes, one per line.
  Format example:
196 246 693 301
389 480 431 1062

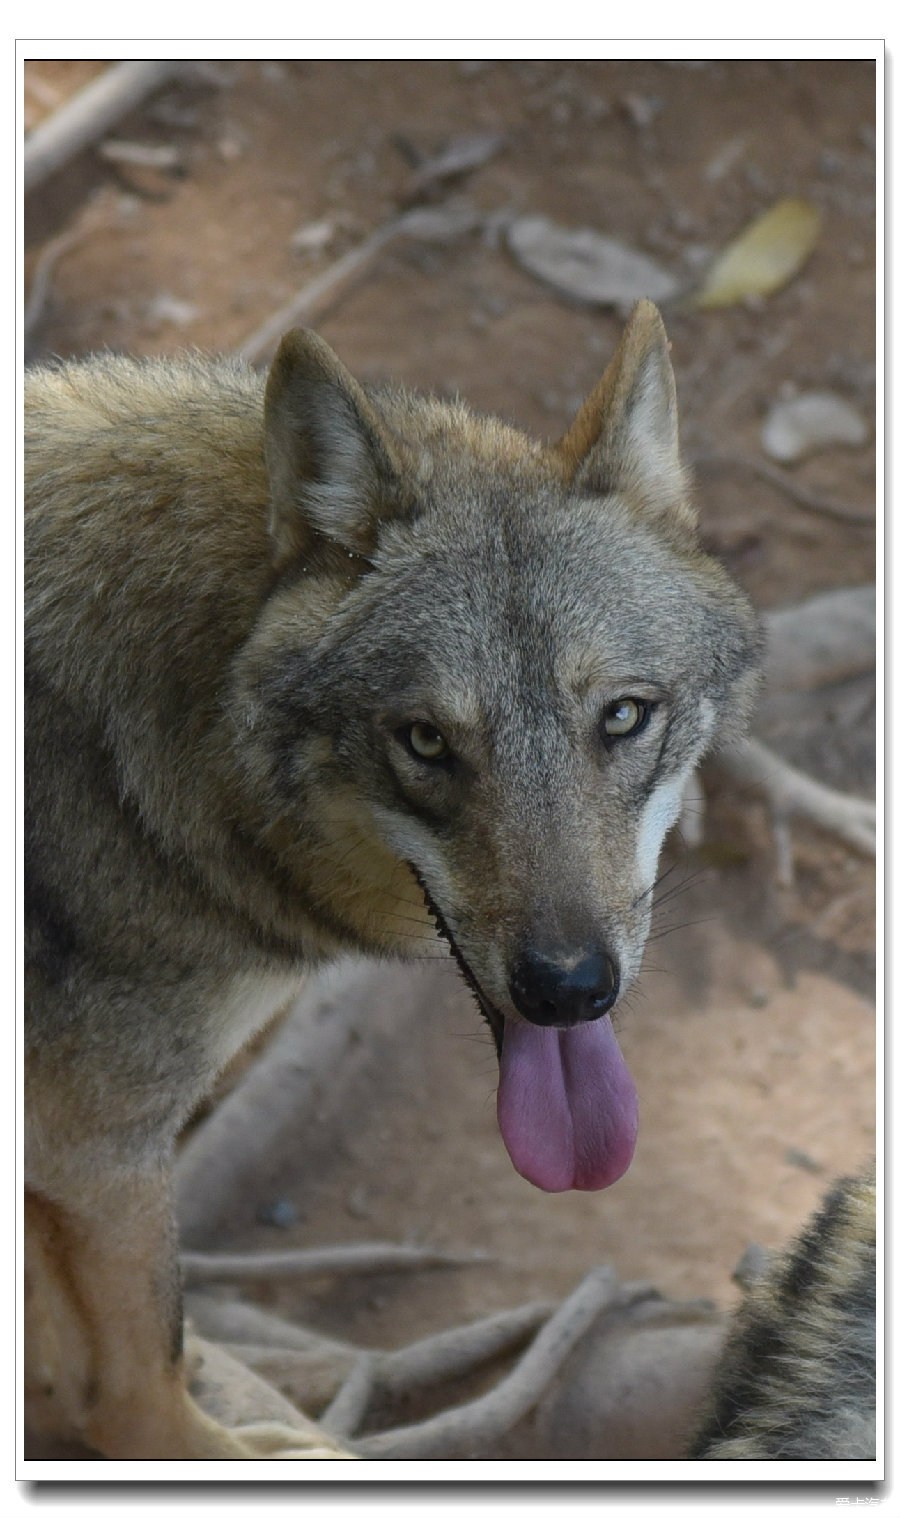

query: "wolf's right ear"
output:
264 328 406 564
551 300 697 536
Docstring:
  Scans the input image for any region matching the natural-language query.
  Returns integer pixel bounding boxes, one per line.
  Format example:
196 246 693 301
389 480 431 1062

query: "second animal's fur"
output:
688 1167 877 1461
25 302 760 1458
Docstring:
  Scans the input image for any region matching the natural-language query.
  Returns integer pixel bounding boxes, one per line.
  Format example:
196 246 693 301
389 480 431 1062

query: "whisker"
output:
646 915 715 942
633 858 682 910
371 925 445 946
653 864 709 899
376 908 435 928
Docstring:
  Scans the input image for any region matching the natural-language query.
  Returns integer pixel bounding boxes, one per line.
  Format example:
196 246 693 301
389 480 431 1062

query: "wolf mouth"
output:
407 863 505 1051
407 861 639 1194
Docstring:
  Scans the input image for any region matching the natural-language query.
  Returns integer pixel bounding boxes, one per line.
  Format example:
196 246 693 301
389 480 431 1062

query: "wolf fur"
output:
688 1166 877 1460
24 302 760 1458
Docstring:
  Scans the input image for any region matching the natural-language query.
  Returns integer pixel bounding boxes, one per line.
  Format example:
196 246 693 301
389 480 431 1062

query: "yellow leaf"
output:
692 198 822 309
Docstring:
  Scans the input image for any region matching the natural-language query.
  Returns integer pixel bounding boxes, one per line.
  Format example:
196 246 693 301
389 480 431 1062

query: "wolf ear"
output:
264 328 404 563
552 300 696 533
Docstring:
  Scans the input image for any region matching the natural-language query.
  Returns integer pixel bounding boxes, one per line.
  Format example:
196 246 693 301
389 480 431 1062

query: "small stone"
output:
144 292 201 329
620 92 663 130
346 1186 372 1220
784 1147 824 1174
290 218 337 256
256 1198 299 1229
732 1242 770 1289
761 391 868 464
217 135 245 162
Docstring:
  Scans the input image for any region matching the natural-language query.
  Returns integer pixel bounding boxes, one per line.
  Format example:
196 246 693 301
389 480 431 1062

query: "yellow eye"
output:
406 721 449 761
602 698 648 738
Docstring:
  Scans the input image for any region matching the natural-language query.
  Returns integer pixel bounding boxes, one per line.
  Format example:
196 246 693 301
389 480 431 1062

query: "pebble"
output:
256 1198 300 1228
760 390 868 464
732 1241 770 1289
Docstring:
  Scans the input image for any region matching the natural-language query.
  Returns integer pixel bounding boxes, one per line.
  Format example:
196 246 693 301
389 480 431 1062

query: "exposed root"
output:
717 736 876 885
350 1265 629 1458
185 1332 356 1457
375 1300 554 1402
175 959 407 1248
762 585 875 692
188 1293 554 1432
320 1352 379 1438
181 1241 489 1284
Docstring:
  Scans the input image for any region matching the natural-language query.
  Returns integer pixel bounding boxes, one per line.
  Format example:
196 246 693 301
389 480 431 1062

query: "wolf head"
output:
235 302 761 1194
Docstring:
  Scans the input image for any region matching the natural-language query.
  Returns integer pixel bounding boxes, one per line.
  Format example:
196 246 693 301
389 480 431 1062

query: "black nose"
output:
509 949 620 1028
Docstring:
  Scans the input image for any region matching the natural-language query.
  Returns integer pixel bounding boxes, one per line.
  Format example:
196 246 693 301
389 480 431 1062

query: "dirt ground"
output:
23 56 877 1446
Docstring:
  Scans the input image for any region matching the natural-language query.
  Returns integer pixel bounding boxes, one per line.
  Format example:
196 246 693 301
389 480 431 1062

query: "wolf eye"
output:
601 698 650 739
404 721 449 761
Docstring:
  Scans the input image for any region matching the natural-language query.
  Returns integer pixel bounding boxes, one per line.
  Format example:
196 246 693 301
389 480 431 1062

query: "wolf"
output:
24 300 760 1459
688 1166 877 1460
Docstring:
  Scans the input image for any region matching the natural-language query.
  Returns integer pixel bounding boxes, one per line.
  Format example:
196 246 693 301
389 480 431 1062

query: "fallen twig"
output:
237 221 403 364
24 60 181 194
237 202 481 365
692 449 875 526
24 225 98 342
399 132 504 205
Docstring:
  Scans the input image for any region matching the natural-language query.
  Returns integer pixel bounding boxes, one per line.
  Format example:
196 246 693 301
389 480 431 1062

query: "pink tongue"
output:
497 1016 638 1191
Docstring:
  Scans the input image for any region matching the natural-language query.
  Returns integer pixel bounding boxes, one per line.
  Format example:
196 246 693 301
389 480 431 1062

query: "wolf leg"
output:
24 1178 353 1460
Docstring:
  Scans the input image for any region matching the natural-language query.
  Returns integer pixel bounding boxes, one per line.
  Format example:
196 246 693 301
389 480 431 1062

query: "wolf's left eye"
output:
404 721 450 761
601 698 651 739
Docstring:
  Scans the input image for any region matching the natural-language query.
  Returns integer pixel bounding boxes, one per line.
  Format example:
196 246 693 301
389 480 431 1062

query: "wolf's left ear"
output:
264 328 406 563
552 300 697 534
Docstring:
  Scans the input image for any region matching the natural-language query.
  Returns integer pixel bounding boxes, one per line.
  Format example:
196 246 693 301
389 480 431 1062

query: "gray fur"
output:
24 303 761 1458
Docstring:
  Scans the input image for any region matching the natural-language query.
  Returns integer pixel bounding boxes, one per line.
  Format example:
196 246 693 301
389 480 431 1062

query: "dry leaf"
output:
507 214 680 311
692 198 822 309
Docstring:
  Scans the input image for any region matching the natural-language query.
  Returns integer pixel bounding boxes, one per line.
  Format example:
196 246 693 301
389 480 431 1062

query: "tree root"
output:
716 736 876 886
762 585 875 692
187 1291 554 1431
182 1240 489 1284
175 958 418 1247
185 1332 355 1455
349 1265 636 1458
187 1269 627 1459
682 586 877 883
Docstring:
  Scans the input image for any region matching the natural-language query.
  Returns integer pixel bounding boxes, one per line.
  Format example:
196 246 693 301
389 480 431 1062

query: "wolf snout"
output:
509 948 620 1028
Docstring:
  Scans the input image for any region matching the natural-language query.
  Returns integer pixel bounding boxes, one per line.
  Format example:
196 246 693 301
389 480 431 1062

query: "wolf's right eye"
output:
601 697 651 740
403 721 450 762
